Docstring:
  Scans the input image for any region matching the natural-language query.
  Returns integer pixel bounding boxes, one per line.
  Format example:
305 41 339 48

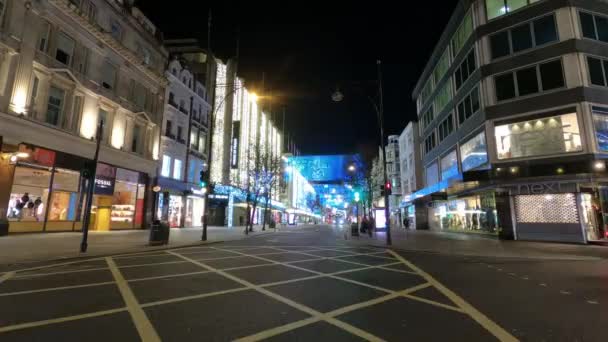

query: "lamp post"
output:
332 60 392 246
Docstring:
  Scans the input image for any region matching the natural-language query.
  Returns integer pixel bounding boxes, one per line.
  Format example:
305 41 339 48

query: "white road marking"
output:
539 283 547 287
169 250 386 342
586 300 599 305
560 290 571 295
0 281 115 297
0 308 127 333
13 267 109 279
106 257 160 342
388 250 518 342
0 271 15 284
140 287 250 308
127 270 212 283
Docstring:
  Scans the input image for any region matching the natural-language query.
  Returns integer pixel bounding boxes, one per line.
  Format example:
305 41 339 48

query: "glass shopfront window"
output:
168 195 183 228
430 193 499 234
425 162 439 188
460 132 488 171
112 169 139 228
48 168 80 221
495 113 582 159
441 150 459 181
592 106 608 151
7 166 51 225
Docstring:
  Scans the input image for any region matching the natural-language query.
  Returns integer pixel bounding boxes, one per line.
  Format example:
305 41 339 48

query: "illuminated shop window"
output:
495 113 582 159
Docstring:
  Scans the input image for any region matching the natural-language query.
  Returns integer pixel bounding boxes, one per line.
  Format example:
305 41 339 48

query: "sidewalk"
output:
0 226 274 267
362 229 608 260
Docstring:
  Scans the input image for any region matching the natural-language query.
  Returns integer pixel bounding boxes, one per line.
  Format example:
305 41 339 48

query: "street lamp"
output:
331 60 392 246
348 164 356 172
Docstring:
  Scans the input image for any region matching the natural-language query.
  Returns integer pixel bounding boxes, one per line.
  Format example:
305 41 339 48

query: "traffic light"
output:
199 170 206 188
385 181 392 195
354 191 360 203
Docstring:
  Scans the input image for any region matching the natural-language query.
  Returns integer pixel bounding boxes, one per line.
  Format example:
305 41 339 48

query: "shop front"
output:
156 177 207 228
2 145 148 233
428 192 500 235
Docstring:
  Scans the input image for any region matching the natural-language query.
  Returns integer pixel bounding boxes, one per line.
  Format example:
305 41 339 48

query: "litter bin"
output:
0 219 8 236
149 220 170 245
351 223 359 237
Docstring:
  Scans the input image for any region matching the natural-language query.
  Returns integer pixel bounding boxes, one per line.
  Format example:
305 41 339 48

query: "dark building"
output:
407 0 608 243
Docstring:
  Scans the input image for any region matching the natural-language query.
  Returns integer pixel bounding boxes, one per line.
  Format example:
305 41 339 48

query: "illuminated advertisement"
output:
289 155 360 182
374 209 386 229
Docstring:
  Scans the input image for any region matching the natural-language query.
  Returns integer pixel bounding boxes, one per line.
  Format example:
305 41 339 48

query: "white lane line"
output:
0 271 15 284
106 257 160 342
401 294 465 313
169 251 386 342
113 253 170 260
127 270 212 283
212 247 397 294
117 260 188 269
560 290 571 295
13 267 109 279
539 283 548 287
387 250 518 342
0 308 127 334
140 287 250 308
586 300 599 305
236 283 431 342
0 281 115 297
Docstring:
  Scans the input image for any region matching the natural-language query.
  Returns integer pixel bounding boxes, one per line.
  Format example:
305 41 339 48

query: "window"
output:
424 133 436 155
460 132 488 171
131 124 141 153
490 14 557 59
511 23 533 53
425 162 439 187
421 105 434 130
486 0 540 20
419 79 434 108
76 48 89 75
495 113 582 159
177 126 184 143
433 81 452 113
46 86 65 126
173 159 182 180
190 127 199 150
457 87 480 124
441 150 459 180
516 66 539 96
31 76 40 108
438 114 454 142
188 161 197 183
0 0 6 26
592 106 608 151
580 11 608 43
165 120 173 138
38 22 50 52
101 61 117 90
98 109 109 141
71 95 83 132
161 155 171 177
587 56 608 87
494 59 564 101
87 2 97 24
110 19 122 41
198 132 206 153
433 50 450 84
451 11 473 58
490 31 510 59
169 92 176 106
55 32 75 66
455 49 476 90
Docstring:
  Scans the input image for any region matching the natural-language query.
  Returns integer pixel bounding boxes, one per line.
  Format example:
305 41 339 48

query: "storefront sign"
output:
94 177 115 195
209 194 229 200
18 145 56 167
510 182 577 195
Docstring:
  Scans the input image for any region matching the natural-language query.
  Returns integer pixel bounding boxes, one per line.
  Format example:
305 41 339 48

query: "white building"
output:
0 0 167 234
155 55 211 228
398 121 423 227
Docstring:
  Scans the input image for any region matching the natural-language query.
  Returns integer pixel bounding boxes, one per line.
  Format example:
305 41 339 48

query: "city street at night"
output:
0 226 607 341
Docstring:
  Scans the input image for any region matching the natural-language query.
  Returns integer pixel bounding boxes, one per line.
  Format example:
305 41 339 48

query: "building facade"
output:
410 0 608 243
398 121 424 228
207 59 284 227
155 53 211 228
385 135 402 225
0 0 167 234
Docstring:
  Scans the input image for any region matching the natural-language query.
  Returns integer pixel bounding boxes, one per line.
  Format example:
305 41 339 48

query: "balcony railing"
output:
49 0 166 85
179 107 189 115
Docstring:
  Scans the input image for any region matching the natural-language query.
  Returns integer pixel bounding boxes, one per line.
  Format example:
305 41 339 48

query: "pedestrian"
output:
404 217 410 230
368 217 374 238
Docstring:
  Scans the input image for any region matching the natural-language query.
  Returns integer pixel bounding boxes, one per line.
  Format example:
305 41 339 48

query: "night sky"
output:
136 1 459 157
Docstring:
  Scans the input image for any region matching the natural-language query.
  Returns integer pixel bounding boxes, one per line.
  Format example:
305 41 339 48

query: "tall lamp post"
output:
332 60 392 246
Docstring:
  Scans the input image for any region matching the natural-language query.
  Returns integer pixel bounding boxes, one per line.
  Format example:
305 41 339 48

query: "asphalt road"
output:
0 225 606 341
